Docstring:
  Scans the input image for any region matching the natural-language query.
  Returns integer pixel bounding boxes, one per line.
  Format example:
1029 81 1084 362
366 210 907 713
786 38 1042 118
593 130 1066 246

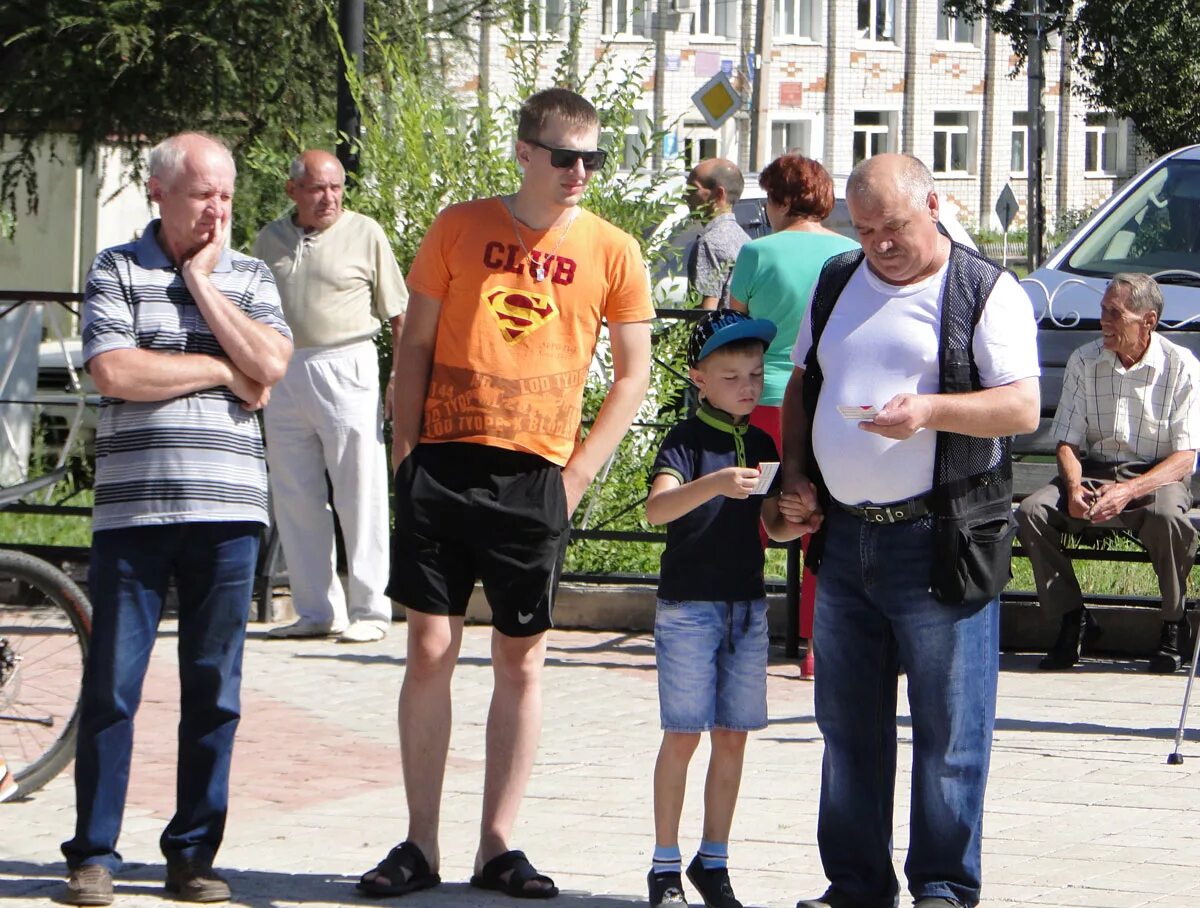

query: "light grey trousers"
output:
264 339 391 628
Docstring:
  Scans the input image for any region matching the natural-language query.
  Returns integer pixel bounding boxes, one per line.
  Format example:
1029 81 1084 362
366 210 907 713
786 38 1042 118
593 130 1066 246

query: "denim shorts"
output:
654 598 769 732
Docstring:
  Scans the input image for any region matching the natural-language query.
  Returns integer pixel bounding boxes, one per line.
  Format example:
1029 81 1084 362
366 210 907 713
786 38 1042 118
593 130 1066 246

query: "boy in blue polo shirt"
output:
644 310 811 908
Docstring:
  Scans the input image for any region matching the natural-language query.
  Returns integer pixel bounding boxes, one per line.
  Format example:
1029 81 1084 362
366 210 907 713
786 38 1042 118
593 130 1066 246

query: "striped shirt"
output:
688 212 748 308
83 221 293 531
1052 334 1200 464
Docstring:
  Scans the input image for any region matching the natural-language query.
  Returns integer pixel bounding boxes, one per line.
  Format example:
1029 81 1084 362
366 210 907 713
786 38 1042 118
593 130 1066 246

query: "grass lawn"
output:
0 480 92 548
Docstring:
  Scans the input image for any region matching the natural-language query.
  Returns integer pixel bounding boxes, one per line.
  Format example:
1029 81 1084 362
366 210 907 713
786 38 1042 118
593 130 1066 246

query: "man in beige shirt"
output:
254 150 406 642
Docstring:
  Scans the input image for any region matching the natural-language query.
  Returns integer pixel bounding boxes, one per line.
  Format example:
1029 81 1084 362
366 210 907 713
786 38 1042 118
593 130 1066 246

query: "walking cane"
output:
1167 617 1200 764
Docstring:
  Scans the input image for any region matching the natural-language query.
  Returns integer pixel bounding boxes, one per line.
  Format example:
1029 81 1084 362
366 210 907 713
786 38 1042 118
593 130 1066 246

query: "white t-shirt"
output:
791 260 1040 505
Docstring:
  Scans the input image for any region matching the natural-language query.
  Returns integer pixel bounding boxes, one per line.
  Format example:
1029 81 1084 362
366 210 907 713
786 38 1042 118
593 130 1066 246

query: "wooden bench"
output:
1005 326 1200 610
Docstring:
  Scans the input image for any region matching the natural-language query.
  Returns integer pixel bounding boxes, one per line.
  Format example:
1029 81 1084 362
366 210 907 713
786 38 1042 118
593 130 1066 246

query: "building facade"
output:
446 0 1146 236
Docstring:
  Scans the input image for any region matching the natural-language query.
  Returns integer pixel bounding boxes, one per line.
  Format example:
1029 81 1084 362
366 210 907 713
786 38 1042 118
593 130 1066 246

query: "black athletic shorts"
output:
387 442 570 637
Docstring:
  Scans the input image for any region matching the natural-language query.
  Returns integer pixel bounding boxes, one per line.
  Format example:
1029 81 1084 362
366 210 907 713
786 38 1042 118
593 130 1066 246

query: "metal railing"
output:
0 290 93 563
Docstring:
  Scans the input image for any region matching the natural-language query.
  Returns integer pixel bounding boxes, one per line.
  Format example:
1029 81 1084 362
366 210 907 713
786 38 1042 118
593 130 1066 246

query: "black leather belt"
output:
835 493 933 524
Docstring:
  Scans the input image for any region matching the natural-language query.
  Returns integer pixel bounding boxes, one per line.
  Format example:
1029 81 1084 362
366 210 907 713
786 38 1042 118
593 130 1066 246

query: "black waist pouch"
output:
930 497 1016 607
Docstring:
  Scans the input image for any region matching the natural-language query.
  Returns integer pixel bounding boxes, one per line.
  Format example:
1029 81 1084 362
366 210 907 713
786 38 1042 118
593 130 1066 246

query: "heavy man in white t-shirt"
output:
254 150 407 643
781 155 1040 908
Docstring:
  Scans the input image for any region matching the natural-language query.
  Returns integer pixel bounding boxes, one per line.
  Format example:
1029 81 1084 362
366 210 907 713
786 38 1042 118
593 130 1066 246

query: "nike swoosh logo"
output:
517 612 534 624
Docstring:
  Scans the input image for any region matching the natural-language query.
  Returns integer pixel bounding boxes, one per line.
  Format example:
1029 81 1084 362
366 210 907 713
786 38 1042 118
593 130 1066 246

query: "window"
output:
1085 113 1126 175
1067 160 1200 277
852 111 896 164
1010 111 1029 174
693 0 736 38
608 110 653 171
682 125 719 169
936 11 975 44
932 111 974 175
857 0 894 42
774 0 817 40
770 120 812 160
602 0 649 37
1009 111 1057 177
516 0 565 36
425 0 470 33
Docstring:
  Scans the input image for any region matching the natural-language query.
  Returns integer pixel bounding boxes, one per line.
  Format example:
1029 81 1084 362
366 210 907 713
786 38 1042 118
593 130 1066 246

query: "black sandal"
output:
356 842 441 897
470 849 558 899
685 855 742 908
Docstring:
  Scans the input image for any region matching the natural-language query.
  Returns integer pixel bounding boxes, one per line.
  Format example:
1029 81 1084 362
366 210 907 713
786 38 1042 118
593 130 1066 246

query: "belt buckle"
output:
863 505 888 524
864 504 906 523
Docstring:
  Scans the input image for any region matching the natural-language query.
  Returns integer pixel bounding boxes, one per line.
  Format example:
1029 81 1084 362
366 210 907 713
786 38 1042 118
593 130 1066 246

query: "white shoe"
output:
337 619 389 643
266 619 344 639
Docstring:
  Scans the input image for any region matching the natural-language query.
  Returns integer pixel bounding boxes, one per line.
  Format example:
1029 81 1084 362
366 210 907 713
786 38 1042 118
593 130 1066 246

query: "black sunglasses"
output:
526 139 608 172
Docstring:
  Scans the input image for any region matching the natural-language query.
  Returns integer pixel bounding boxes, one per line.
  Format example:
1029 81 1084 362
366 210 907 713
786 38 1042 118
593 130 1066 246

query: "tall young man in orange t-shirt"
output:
358 89 653 899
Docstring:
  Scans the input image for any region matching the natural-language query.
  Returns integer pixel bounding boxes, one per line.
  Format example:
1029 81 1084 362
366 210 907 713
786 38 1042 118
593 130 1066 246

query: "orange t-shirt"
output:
406 197 654 466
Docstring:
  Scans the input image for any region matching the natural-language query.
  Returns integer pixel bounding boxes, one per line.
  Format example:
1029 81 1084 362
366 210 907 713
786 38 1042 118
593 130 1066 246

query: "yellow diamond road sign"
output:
691 71 742 130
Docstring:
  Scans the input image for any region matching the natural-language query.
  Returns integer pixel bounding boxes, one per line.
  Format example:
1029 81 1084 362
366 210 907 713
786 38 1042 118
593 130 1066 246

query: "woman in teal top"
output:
729 155 860 409
728 154 858 680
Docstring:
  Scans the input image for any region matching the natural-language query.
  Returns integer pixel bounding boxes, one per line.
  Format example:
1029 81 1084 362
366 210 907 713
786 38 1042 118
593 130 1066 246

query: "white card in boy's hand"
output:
751 462 779 495
837 405 879 420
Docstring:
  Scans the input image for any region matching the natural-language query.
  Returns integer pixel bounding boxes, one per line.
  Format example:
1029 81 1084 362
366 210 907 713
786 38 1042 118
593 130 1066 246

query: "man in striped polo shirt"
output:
61 133 293 906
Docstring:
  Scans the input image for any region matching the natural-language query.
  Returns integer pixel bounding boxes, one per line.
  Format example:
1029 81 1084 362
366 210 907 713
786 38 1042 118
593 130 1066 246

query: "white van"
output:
1023 144 1200 327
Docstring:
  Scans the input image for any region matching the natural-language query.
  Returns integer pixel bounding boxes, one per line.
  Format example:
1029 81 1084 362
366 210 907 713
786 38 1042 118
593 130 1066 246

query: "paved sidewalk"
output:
2 621 1199 907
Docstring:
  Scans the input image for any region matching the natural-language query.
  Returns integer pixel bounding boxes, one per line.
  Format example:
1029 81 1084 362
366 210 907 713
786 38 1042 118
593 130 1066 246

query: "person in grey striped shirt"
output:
1017 272 1200 674
686 158 748 310
61 133 293 906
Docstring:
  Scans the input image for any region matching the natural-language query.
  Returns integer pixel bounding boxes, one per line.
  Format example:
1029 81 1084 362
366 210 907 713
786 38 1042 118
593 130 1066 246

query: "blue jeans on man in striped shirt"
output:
63 521 260 872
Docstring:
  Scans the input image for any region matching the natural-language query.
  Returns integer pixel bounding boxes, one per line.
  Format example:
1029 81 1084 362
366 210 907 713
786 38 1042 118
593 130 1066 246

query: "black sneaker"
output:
795 886 875 908
685 855 741 908
648 870 688 906
1149 618 1186 674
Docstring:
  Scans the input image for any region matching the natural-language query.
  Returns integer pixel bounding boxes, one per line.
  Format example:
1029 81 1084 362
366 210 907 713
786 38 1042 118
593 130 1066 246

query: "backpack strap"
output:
798 249 864 575
803 250 865 375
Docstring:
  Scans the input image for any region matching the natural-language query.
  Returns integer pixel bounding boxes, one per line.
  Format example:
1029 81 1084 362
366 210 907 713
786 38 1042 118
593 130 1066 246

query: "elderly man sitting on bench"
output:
1017 272 1200 673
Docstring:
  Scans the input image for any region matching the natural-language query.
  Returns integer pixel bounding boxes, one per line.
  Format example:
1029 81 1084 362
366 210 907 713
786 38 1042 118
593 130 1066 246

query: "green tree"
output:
0 0 481 242
3 0 692 573
942 0 1200 155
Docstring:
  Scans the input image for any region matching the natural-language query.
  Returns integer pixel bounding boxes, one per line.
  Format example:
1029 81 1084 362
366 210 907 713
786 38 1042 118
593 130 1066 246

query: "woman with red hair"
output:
729 155 859 679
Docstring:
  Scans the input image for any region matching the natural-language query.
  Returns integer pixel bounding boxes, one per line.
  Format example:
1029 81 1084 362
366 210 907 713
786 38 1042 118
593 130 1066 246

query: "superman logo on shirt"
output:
485 287 560 345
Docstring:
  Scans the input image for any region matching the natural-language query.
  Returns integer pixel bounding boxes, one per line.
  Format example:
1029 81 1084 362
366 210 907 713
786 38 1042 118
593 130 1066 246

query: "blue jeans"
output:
655 598 769 732
62 522 260 871
814 508 998 908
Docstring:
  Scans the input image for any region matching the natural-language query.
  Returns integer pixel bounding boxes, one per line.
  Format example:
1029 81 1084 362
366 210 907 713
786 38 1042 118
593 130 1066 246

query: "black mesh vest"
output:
800 243 1016 606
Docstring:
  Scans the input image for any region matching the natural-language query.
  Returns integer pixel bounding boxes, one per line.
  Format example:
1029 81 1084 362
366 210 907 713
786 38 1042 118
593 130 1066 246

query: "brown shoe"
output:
164 861 231 903
65 865 114 906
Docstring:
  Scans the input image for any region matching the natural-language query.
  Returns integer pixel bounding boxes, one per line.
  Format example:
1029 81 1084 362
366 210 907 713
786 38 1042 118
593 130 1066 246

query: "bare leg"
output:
476 629 548 875
653 732 701 847
363 610 461 887
702 729 748 842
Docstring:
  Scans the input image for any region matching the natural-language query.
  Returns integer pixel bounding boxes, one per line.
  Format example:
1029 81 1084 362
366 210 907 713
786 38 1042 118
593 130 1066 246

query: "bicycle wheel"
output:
0 549 91 800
